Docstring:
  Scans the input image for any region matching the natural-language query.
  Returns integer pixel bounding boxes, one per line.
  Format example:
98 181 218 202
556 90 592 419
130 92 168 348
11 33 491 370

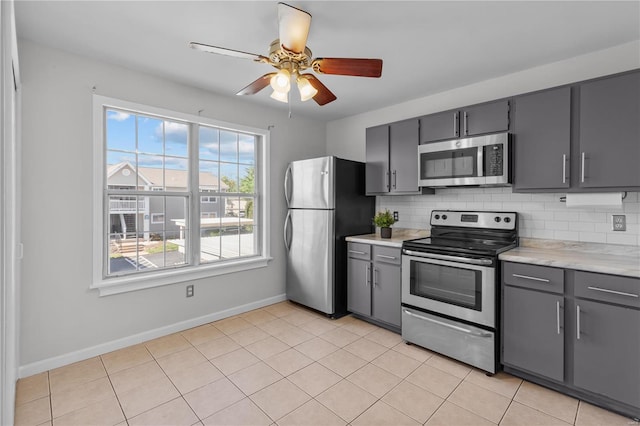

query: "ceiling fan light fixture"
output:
270 69 291 93
297 76 318 101
270 89 289 103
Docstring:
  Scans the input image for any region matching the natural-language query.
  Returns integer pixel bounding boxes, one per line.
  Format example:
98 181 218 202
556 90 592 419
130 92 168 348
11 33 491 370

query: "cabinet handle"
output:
556 301 561 335
392 170 397 189
454 112 459 137
587 286 639 298
576 305 581 340
581 152 586 183
512 273 550 283
562 154 567 184
386 171 390 191
376 254 397 260
463 111 468 136
366 265 371 287
348 250 366 255
373 268 378 287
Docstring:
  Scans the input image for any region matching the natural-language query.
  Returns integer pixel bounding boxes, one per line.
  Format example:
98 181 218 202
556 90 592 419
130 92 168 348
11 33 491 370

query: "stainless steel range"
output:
401 210 518 373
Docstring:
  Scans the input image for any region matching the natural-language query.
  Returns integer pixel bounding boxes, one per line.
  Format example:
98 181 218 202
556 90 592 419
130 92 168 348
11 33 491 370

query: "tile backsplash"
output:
377 188 640 246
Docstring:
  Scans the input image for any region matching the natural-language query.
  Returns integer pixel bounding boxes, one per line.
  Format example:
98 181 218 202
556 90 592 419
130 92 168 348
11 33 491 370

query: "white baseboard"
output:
18 293 287 378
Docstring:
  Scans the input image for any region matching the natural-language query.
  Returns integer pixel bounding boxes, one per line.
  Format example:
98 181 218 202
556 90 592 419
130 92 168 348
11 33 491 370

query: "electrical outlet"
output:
612 215 626 231
186 285 194 297
393 211 399 221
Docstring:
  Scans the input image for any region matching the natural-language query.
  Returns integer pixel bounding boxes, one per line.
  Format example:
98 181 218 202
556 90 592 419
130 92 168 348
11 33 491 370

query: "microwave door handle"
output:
402 249 493 266
477 146 484 177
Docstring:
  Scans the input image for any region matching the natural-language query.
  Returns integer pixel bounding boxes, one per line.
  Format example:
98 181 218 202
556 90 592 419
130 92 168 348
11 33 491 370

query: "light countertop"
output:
499 238 640 278
346 228 430 248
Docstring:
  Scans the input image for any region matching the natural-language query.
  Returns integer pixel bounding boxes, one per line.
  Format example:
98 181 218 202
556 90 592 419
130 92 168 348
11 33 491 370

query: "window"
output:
92 95 270 295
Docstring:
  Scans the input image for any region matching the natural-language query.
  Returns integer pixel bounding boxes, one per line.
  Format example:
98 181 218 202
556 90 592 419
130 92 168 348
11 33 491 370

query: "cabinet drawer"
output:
574 271 640 309
373 246 401 265
347 242 371 260
503 262 564 294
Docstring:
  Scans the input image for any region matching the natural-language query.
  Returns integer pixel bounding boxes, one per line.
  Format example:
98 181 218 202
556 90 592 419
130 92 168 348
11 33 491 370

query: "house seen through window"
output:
100 100 265 286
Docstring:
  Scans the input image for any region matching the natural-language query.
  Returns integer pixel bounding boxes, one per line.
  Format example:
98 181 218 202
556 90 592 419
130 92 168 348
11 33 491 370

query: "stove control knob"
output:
494 217 502 223
434 214 440 220
441 214 448 220
504 217 511 223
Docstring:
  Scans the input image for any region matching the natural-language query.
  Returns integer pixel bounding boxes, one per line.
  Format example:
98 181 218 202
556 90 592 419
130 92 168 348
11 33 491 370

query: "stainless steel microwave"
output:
418 132 511 187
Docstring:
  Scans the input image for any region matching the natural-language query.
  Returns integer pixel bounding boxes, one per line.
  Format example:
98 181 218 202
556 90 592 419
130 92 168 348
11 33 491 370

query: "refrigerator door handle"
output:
284 164 292 207
284 211 292 251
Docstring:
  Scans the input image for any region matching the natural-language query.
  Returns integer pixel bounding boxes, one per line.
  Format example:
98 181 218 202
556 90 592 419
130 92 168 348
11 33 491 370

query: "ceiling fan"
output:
189 2 383 106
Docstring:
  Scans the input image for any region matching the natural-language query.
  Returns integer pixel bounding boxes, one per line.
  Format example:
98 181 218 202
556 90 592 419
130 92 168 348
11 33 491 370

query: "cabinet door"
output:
502 286 564 382
372 262 401 327
574 299 640 408
365 125 390 194
579 72 640 188
389 119 420 193
462 100 510 137
347 257 372 316
419 110 459 143
513 88 571 191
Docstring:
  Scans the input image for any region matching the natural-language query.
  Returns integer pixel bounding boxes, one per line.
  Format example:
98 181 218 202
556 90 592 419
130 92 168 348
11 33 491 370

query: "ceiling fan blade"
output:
236 73 277 96
189 42 268 62
312 58 383 78
278 2 312 54
304 75 337 106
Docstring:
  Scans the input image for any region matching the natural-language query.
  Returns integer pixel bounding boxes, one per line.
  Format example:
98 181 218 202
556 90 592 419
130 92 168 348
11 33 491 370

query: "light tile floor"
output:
14 301 638 426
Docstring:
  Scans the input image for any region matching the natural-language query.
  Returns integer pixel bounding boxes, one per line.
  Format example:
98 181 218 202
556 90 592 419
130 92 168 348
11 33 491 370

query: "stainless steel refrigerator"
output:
284 156 375 317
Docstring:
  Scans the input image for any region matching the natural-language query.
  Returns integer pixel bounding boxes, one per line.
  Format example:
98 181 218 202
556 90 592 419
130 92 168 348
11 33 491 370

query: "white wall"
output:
18 40 326 372
327 41 640 247
327 41 640 162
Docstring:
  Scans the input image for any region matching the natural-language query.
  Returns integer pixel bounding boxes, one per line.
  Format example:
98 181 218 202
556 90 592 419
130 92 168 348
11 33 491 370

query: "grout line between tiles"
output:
98 354 128 425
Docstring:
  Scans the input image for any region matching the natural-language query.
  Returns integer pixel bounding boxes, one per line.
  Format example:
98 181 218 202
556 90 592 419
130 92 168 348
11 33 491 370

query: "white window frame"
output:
150 213 165 224
92 95 271 296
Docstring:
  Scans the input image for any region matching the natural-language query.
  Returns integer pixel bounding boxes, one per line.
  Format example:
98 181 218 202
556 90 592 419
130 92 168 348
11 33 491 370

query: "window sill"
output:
91 256 273 296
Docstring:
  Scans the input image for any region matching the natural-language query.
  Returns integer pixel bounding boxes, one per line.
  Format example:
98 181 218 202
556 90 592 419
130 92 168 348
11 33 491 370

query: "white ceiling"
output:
14 1 640 122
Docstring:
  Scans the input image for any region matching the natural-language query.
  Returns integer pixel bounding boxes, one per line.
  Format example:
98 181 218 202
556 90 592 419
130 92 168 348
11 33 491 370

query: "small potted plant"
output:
373 209 396 239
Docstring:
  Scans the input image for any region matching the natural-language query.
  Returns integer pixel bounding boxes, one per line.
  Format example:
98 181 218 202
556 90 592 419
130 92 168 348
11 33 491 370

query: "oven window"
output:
420 147 478 179
410 261 482 310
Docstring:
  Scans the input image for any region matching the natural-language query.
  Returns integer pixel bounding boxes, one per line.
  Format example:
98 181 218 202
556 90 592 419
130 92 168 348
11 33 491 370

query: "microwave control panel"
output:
484 144 504 176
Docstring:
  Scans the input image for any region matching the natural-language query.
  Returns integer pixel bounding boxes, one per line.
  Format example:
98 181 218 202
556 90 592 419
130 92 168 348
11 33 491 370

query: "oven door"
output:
402 251 495 328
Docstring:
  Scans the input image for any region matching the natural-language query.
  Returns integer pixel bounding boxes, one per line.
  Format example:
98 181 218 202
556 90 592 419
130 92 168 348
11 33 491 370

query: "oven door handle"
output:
403 309 492 338
402 250 493 266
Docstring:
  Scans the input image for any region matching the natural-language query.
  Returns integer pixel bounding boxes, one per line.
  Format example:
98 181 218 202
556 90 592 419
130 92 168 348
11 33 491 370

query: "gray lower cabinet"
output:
578 72 640 189
502 285 564 382
502 261 640 418
347 242 401 330
573 299 640 408
513 86 571 191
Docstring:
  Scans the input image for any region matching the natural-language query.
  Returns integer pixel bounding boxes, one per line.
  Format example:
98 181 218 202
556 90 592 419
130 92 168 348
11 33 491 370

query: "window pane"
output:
199 126 219 161
164 121 188 158
238 133 255 165
220 163 238 193
220 131 238 163
137 115 164 154
240 225 258 257
164 159 189 192
199 160 220 192
106 153 137 190
137 155 163 190
239 165 255 194
106 109 136 152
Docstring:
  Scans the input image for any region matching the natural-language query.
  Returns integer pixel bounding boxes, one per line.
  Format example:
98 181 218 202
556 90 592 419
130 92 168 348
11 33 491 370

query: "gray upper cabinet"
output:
578 72 640 189
513 87 571 191
366 119 428 195
420 100 510 144
365 125 390 194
